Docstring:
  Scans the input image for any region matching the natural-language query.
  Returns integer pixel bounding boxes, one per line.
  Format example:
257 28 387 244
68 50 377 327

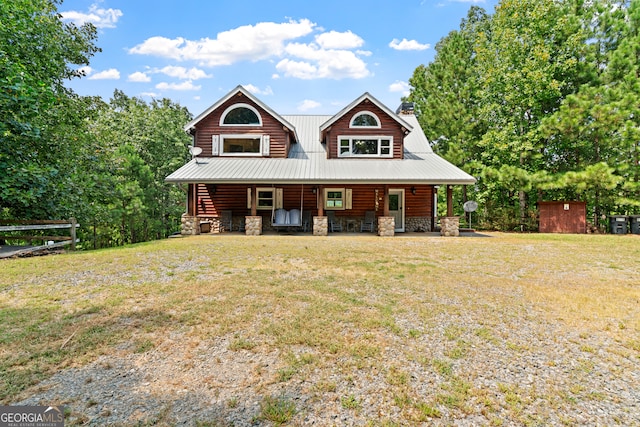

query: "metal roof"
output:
166 113 475 185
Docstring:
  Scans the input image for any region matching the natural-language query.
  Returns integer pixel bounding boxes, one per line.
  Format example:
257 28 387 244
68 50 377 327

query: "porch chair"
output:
219 210 233 232
360 211 376 232
237 215 246 232
327 211 343 232
302 210 312 232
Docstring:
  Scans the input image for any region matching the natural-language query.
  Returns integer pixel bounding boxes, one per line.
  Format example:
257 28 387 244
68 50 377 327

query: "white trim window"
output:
220 134 266 156
338 136 393 158
220 103 262 126
350 111 381 128
324 188 352 210
255 187 283 210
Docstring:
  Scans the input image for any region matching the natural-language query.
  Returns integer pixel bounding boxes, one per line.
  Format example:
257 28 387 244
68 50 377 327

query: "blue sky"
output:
60 0 499 116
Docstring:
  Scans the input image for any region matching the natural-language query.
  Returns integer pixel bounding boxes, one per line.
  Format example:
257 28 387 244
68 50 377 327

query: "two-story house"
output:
166 85 475 236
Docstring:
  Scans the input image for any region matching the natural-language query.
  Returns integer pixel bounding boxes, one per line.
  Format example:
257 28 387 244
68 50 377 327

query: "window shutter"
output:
262 135 270 156
212 135 220 156
275 188 283 209
247 188 252 209
345 188 353 210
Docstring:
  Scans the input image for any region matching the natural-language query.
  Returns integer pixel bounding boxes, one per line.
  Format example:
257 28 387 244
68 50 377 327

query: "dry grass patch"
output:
1 233 639 425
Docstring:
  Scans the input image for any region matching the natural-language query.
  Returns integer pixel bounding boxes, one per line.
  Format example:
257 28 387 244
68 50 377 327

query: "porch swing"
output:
271 184 304 229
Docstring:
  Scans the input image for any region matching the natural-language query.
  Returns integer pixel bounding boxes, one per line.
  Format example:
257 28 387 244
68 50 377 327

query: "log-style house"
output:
166 85 475 236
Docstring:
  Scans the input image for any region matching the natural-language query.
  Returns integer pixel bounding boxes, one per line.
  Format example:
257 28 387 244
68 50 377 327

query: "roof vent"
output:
396 102 414 115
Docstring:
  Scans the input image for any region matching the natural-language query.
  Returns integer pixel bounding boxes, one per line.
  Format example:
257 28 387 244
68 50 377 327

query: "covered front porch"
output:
180 182 463 237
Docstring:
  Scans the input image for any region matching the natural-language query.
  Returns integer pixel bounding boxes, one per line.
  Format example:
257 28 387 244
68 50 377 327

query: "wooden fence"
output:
0 219 79 258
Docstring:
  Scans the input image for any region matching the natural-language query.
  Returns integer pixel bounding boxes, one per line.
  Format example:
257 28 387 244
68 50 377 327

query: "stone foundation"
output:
405 216 432 232
313 216 328 236
378 216 395 237
245 216 262 236
440 216 460 237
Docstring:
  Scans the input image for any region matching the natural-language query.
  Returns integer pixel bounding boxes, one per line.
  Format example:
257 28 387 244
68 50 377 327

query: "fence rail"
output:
0 219 79 258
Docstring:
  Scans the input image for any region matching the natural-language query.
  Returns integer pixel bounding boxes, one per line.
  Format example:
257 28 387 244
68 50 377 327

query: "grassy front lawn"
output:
1 233 639 425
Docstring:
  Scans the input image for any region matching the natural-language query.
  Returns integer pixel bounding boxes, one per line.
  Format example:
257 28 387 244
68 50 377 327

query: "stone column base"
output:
181 214 200 235
440 217 460 237
378 216 395 237
313 216 328 236
245 216 262 236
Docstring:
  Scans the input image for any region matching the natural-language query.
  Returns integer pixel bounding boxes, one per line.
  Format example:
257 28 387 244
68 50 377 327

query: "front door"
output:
389 189 405 232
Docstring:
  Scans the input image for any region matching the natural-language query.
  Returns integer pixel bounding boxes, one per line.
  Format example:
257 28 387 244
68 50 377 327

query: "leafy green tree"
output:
408 6 489 171
0 0 99 218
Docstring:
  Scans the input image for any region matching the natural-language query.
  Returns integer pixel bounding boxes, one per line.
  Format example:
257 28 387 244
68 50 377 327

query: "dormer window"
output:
220 103 262 126
350 111 381 128
338 136 393 158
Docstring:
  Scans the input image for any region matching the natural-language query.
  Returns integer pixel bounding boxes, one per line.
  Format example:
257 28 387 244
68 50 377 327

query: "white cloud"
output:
155 81 201 91
157 66 211 80
298 99 321 112
140 92 159 98
277 43 370 79
60 3 123 29
389 80 410 96
244 84 274 96
272 73 280 79
389 38 430 51
88 68 120 80
128 71 151 82
129 19 316 66
449 0 485 3
276 59 318 80
130 19 373 81
315 30 364 49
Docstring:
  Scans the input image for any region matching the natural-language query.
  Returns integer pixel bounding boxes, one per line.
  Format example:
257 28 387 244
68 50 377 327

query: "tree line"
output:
407 0 639 231
1 0 191 248
3 0 638 245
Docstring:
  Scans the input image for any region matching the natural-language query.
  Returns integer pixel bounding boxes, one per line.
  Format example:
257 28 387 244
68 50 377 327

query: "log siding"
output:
190 183 433 223
324 100 406 159
192 93 291 158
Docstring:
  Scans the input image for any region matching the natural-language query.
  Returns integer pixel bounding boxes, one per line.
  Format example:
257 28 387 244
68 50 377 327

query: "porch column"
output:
188 183 197 216
383 185 390 217
446 185 453 217
250 185 257 216
432 185 439 232
182 184 199 235
317 185 324 217
313 185 328 236
441 185 460 236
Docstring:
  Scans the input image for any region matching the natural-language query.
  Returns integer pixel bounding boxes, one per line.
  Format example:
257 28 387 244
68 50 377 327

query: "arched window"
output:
350 111 380 128
220 103 262 126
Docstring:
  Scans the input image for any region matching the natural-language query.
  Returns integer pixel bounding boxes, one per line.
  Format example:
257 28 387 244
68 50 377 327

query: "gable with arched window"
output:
220 103 262 126
350 111 381 128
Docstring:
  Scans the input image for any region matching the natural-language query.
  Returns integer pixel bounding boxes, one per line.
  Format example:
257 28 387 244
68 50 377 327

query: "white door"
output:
389 189 405 232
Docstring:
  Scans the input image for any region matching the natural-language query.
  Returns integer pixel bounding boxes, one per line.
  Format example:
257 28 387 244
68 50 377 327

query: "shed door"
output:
389 189 405 232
